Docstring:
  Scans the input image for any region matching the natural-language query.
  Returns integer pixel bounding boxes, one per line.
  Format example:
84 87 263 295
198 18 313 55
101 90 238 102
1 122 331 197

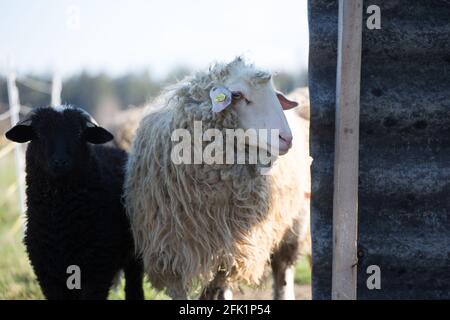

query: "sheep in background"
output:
125 58 310 299
5 106 144 300
289 86 310 121
287 86 312 264
106 106 145 151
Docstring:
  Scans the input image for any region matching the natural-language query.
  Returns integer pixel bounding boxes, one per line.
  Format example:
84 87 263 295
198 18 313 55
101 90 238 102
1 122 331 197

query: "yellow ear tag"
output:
215 93 226 103
210 86 232 112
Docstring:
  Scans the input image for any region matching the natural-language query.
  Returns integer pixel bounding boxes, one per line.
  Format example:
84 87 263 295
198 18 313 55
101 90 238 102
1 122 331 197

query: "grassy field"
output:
0 152 310 300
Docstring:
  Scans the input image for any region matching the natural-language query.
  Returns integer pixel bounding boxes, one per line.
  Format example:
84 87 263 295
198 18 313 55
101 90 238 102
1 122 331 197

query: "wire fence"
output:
0 69 61 233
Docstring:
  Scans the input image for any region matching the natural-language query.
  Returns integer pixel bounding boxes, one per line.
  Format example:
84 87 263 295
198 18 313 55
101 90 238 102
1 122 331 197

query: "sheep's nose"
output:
51 157 70 170
279 134 293 145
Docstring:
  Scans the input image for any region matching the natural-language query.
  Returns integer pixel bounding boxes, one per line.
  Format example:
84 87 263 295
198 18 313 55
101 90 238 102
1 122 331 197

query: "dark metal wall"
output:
309 0 450 299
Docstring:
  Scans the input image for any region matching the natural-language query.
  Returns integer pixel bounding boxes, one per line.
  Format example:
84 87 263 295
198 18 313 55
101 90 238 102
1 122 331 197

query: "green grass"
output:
294 256 311 285
0 153 44 299
0 153 310 300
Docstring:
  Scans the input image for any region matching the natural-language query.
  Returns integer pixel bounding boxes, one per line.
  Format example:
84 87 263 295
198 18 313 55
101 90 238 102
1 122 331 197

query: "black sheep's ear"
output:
5 125 34 143
84 126 114 144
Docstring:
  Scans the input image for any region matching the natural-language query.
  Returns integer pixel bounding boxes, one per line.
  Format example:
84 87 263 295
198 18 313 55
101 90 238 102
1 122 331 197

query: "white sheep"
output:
124 58 310 299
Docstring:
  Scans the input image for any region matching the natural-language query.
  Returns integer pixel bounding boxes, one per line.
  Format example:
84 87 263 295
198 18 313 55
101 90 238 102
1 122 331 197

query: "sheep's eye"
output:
232 92 242 100
232 91 251 104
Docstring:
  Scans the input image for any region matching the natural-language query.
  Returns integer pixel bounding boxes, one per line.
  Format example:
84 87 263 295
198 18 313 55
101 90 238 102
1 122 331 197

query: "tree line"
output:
0 68 307 118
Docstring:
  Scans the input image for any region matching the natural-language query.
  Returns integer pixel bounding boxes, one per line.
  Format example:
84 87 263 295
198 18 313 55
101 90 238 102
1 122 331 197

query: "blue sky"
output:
0 0 309 78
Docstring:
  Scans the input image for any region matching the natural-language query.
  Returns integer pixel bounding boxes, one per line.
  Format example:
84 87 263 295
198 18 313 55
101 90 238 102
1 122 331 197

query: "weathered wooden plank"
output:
331 0 363 300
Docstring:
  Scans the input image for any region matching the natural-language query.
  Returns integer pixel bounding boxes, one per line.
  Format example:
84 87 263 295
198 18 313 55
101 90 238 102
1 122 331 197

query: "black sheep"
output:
5 106 144 300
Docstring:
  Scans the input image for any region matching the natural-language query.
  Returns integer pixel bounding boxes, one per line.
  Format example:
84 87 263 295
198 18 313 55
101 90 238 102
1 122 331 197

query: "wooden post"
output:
7 70 27 216
51 72 62 107
332 0 363 300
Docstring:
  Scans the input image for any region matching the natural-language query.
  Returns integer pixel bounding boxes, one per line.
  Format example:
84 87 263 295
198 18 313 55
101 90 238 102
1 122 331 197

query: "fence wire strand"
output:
0 110 11 121
0 182 18 208
16 77 52 95
0 142 15 160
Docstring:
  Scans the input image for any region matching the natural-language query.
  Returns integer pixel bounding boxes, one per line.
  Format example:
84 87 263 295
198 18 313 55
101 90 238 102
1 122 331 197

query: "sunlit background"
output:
0 0 311 299
1 0 308 76
0 0 309 119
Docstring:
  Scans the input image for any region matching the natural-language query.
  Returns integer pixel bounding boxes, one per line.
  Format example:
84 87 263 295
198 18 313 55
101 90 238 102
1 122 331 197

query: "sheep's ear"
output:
276 92 298 110
84 126 114 144
5 125 34 143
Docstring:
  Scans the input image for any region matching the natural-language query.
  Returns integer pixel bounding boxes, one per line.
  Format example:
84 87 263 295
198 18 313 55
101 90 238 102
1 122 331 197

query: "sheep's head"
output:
5 106 113 177
210 58 298 155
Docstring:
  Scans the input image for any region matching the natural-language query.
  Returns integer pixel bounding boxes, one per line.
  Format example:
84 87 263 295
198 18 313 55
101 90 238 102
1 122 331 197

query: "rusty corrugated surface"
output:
309 0 450 299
